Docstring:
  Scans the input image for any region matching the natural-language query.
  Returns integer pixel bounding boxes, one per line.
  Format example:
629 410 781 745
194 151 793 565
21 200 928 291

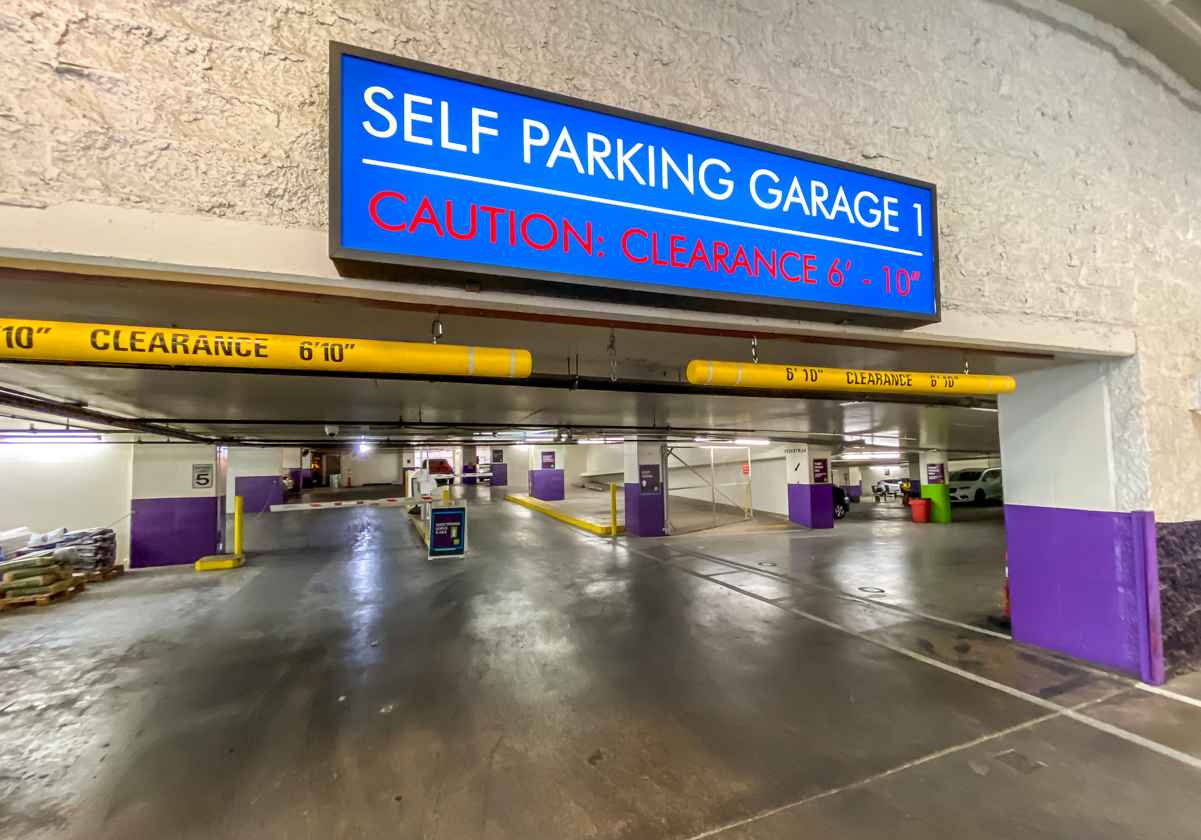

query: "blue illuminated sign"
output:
330 43 939 324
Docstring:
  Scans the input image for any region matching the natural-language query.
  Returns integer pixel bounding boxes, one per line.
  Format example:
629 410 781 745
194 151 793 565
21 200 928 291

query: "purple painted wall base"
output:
528 469 565 501
788 483 834 529
624 483 665 536
845 485 862 501
234 475 284 513
131 496 219 568
1005 504 1163 684
462 463 478 486
489 462 508 487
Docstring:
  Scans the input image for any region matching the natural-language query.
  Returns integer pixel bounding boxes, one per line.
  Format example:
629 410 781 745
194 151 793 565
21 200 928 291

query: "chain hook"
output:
963 356 970 374
431 318 444 345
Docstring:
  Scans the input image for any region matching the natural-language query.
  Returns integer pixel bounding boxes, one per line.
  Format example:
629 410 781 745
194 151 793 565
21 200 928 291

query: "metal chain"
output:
751 335 758 364
608 328 617 382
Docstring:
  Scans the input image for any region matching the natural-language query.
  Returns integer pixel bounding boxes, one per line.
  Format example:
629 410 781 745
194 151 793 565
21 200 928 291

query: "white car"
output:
947 468 1004 504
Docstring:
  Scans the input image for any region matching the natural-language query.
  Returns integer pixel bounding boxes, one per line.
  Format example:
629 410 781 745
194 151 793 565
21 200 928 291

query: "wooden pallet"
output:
75 566 124 583
0 578 86 611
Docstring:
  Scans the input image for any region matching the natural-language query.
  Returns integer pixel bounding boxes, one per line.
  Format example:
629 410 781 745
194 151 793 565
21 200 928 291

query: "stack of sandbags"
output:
16 528 117 573
0 527 33 563
0 549 74 600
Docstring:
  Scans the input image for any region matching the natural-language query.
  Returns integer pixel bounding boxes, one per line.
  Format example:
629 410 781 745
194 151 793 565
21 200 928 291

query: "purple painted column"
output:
624 483 665 536
788 484 834 529
489 462 508 487
131 497 219 568
528 469 565 501
1005 504 1163 683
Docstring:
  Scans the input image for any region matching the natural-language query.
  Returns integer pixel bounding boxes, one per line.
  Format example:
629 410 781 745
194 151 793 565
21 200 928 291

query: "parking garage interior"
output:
2 270 1200 839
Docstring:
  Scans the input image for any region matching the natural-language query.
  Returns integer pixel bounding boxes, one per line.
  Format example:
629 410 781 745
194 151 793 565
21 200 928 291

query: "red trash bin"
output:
910 498 931 523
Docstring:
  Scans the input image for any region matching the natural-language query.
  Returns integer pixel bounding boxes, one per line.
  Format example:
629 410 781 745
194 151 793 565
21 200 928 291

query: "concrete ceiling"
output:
0 269 1018 456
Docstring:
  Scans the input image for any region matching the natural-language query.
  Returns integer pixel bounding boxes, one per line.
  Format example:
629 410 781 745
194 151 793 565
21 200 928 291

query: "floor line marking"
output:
1134 683 1201 710
360 158 927 257
667 545 1014 640
624 544 1201 773
660 543 1201 707
682 691 1126 840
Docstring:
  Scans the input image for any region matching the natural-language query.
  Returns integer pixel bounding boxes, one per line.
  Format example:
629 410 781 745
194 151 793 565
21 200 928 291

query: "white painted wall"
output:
999 361 1123 512
585 444 625 477
132 444 217 499
666 446 787 516
224 447 284 501
0 442 134 564
344 450 401 485
563 446 588 488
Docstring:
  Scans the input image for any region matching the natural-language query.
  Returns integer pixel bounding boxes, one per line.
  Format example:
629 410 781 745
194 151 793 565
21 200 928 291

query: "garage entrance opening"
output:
663 444 754 535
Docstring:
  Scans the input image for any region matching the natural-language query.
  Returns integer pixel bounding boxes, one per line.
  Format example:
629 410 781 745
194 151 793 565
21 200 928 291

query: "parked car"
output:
423 458 455 486
833 485 849 520
948 467 1004 504
872 479 903 500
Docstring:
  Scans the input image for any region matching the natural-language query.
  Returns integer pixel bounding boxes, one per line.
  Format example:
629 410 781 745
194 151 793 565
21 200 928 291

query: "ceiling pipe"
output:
0 388 214 444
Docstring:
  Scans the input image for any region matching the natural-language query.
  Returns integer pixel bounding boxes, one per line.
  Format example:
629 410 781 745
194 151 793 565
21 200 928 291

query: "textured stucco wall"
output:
0 0 1198 519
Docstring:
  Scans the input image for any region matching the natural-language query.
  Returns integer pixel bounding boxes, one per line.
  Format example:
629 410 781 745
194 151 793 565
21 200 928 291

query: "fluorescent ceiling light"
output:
733 438 771 446
835 450 902 461
578 437 622 444
0 433 102 443
969 406 999 413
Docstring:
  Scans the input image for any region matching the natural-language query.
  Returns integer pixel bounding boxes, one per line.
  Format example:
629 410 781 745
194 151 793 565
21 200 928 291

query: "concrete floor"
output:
3 492 1201 838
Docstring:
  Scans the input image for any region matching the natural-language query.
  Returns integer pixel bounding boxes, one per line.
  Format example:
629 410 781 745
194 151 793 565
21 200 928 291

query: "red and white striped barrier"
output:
269 496 416 513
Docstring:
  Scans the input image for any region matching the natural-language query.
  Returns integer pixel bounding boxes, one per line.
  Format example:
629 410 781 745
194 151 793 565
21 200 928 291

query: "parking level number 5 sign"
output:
192 463 214 489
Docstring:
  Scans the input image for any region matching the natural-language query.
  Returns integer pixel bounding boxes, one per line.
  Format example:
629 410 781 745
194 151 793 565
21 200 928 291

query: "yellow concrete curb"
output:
194 554 245 572
505 494 624 537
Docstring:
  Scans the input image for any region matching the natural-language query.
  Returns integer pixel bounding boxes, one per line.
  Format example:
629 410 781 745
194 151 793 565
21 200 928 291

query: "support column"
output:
528 445 565 501
785 445 834 529
461 446 479 486
487 447 508 487
919 450 951 523
1000 361 1161 683
130 444 220 568
623 442 664 536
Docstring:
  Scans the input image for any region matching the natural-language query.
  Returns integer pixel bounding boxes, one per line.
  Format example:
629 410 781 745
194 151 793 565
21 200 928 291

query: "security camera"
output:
323 425 340 438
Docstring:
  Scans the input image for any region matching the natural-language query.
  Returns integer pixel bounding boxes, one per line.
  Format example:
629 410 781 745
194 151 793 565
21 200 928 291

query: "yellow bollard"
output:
233 495 244 557
609 482 618 538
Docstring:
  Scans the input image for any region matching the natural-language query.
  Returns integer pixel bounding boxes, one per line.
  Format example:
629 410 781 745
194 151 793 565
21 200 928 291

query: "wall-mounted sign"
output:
784 446 808 485
926 463 946 484
639 464 661 494
330 43 939 326
492 448 504 463
812 458 830 484
541 450 556 469
192 463 214 489
429 506 467 557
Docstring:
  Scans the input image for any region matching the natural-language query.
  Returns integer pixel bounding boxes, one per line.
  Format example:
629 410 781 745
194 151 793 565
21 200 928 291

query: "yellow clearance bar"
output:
0 318 533 379
687 359 1015 396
